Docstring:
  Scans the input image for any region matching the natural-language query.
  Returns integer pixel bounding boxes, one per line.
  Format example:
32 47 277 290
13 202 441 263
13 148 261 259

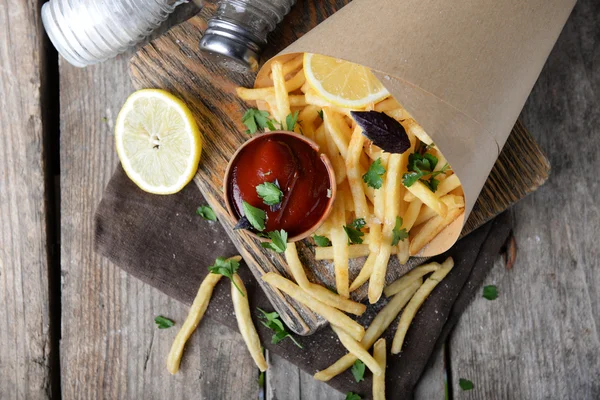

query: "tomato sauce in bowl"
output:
224 132 335 241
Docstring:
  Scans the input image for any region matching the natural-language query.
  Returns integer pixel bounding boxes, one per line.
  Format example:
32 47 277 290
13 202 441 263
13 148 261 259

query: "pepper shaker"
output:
199 0 297 71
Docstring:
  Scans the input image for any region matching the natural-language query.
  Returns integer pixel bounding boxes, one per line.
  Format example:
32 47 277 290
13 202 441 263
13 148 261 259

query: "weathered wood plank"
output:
414 345 447 400
266 352 343 400
59 49 257 399
0 1 54 398
450 2 600 394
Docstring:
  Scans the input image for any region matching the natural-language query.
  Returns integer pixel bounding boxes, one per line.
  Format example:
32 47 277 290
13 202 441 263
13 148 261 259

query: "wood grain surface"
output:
0 1 54 398
449 0 600 397
59 49 258 399
129 1 550 335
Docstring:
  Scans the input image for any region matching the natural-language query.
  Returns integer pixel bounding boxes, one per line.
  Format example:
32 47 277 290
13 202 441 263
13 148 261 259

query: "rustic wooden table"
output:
1 0 598 399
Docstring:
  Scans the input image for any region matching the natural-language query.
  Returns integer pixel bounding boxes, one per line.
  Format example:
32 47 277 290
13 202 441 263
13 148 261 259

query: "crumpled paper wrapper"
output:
256 0 574 255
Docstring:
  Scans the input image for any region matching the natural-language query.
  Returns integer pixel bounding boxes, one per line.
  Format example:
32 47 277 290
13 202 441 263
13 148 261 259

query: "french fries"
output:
285 243 366 315
314 279 421 381
236 55 468 385
372 339 386 400
391 257 454 354
331 325 383 376
231 273 268 371
262 273 365 341
383 262 441 297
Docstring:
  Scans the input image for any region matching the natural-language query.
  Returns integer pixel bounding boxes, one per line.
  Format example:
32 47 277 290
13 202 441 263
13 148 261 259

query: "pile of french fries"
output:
237 53 466 304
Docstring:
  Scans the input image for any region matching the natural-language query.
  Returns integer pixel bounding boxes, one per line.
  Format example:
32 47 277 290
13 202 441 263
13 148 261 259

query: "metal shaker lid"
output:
199 19 262 71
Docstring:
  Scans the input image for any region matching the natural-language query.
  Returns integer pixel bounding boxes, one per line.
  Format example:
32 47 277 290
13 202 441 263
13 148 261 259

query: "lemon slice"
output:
115 89 202 195
303 53 390 108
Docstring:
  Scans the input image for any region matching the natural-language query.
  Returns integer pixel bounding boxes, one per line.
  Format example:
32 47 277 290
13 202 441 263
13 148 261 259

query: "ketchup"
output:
229 133 332 237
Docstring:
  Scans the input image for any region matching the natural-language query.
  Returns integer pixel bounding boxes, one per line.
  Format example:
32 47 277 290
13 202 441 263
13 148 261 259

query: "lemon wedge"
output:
303 53 390 108
115 89 202 195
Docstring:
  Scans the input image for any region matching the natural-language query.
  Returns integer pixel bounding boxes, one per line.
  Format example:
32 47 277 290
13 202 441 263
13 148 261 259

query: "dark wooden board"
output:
129 1 549 335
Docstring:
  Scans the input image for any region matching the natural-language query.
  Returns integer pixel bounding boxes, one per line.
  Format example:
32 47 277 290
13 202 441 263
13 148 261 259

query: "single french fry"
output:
385 108 411 121
364 143 385 162
272 61 292 125
273 54 303 78
316 244 398 260
409 207 464 255
405 180 448 218
413 206 437 227
305 90 355 117
369 153 402 304
383 262 441 297
368 223 382 253
436 174 461 196
331 325 383 376
331 194 349 298
166 255 242 374
402 199 422 232
404 191 416 202
237 69 305 101
319 123 347 184
231 273 268 371
348 251 377 292
262 273 365 341
323 108 352 159
372 339 386 400
339 181 355 212
401 118 433 145
391 258 454 353
314 279 421 381
434 152 448 172
396 240 410 265
288 95 307 107
285 243 366 315
346 126 369 218
374 97 401 112
441 194 465 209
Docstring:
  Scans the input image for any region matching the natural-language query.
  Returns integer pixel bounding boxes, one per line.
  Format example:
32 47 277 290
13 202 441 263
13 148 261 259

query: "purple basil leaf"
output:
351 110 411 154
234 216 253 230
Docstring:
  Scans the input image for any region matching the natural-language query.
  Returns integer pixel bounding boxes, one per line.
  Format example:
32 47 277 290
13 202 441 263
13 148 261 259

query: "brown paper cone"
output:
256 0 575 255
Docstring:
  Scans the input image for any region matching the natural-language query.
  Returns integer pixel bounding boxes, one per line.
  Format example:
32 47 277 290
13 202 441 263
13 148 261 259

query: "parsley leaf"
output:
242 201 266 231
313 235 332 247
242 109 271 134
286 110 300 131
344 218 366 244
208 256 244 296
257 308 303 348
154 316 175 329
351 360 366 382
392 216 409 245
363 158 386 189
345 393 362 400
317 110 324 120
459 378 474 390
344 226 365 244
196 205 217 221
261 230 288 253
350 218 366 230
483 285 498 300
403 151 450 192
256 181 283 206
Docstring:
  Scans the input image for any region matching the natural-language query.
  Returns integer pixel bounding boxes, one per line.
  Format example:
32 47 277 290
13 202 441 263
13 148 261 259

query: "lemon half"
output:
303 53 390 108
115 89 202 195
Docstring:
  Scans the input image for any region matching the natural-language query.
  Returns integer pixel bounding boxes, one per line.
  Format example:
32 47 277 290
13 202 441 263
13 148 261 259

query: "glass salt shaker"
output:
199 0 297 71
41 0 196 67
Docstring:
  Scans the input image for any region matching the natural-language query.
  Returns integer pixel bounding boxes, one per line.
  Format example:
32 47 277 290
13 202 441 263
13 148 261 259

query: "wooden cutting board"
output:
129 0 549 335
